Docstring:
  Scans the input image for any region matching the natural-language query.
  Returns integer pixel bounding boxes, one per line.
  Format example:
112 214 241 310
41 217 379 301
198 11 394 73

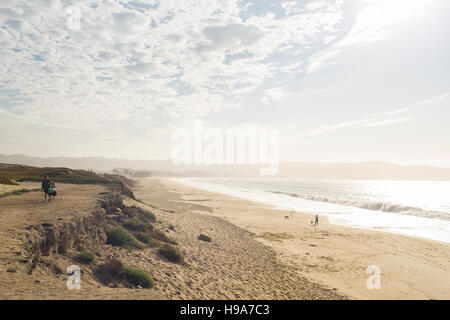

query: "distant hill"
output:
0 163 136 199
1 153 450 181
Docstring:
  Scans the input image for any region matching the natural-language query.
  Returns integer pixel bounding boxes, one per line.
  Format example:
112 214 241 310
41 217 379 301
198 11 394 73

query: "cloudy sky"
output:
0 0 449 166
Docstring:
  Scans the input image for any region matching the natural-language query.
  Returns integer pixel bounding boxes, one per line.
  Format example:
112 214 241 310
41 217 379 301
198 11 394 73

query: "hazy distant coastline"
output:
2 153 450 181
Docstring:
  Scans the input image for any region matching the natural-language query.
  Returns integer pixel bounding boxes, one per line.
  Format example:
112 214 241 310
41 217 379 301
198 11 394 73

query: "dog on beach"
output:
284 212 293 220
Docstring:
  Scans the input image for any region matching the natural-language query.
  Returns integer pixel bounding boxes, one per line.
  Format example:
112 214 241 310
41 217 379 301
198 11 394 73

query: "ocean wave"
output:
271 191 450 221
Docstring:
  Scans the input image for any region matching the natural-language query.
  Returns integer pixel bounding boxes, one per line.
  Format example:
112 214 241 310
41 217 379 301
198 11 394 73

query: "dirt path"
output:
0 183 166 299
0 183 104 273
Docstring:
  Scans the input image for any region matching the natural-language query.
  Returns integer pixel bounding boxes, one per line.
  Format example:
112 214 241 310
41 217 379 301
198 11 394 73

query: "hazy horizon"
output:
2 151 450 169
1 0 450 167
3 152 450 182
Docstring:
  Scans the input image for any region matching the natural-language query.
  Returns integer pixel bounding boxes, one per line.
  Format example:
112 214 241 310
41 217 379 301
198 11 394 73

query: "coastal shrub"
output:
106 226 143 250
119 183 136 200
134 231 151 244
94 260 153 289
139 209 156 222
122 217 149 232
158 244 183 263
150 229 177 245
122 267 154 288
77 249 95 264
101 192 123 210
147 238 161 248
0 176 18 185
122 206 141 218
134 232 161 248
0 188 40 199
94 259 124 285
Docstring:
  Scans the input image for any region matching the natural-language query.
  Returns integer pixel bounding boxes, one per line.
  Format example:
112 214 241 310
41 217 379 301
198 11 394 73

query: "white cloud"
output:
202 23 264 48
0 0 347 157
308 118 372 136
365 117 412 127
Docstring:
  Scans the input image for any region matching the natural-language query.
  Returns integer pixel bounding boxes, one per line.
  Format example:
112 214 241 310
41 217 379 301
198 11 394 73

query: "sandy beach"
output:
0 178 343 300
148 177 450 300
0 176 448 300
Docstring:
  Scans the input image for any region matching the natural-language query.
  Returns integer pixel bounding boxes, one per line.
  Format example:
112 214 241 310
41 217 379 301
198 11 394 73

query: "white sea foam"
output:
174 177 450 244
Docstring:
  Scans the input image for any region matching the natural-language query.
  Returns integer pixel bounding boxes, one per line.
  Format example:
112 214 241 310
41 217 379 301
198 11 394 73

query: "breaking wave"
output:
271 191 450 221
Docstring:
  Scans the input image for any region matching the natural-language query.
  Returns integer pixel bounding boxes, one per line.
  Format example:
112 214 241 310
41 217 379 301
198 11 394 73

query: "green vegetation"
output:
146 238 160 248
150 229 177 245
102 195 175 247
139 209 156 222
158 244 183 263
134 232 161 248
94 259 153 288
106 226 143 250
134 231 151 243
0 188 40 199
122 217 150 232
77 249 96 264
122 267 154 288
0 175 18 185
94 259 125 285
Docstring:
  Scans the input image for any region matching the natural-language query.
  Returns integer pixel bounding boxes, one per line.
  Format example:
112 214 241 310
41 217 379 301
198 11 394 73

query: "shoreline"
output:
159 177 450 300
172 177 450 245
0 176 448 300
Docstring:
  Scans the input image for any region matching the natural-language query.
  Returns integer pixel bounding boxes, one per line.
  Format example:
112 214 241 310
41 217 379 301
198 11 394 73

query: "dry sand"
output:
0 179 344 300
156 177 450 300
1 177 448 300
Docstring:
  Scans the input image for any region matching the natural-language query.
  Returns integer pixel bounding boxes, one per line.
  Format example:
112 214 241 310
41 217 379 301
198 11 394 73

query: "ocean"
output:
175 177 450 244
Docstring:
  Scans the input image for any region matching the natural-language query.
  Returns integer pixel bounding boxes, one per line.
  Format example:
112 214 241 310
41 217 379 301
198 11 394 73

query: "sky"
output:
0 0 449 166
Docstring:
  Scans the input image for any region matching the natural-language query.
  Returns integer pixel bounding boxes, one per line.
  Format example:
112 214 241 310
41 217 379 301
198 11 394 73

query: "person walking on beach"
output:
314 214 319 227
41 176 51 202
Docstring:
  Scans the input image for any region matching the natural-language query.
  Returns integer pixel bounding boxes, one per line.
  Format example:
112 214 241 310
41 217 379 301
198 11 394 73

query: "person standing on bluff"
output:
314 214 319 227
41 176 52 202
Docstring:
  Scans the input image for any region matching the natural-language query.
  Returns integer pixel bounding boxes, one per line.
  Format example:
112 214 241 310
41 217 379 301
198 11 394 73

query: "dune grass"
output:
134 232 161 248
94 259 153 288
122 217 150 232
139 209 156 222
106 226 144 250
94 259 125 285
150 229 177 245
0 188 41 199
122 266 154 288
76 249 96 264
0 176 18 185
158 244 183 263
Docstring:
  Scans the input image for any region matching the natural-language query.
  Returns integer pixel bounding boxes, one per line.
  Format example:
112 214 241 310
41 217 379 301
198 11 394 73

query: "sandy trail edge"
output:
0 180 345 300
160 177 450 300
